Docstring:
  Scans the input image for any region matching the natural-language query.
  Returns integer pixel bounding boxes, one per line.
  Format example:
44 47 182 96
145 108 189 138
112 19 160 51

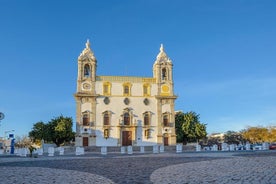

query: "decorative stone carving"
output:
154 44 172 63
81 97 91 103
161 99 170 105
78 40 96 61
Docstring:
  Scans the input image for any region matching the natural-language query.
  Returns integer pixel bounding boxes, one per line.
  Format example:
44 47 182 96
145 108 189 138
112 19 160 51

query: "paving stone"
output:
0 151 275 183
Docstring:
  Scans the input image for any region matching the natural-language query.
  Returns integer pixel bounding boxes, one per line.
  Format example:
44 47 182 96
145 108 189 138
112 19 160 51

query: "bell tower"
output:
76 40 97 93
153 44 177 145
153 44 174 96
74 40 98 146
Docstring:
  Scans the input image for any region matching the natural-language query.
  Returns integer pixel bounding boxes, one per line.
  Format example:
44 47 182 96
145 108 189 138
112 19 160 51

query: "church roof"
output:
78 39 96 61
155 44 172 64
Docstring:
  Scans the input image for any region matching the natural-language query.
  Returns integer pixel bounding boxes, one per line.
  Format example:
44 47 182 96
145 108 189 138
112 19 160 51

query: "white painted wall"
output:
94 80 159 146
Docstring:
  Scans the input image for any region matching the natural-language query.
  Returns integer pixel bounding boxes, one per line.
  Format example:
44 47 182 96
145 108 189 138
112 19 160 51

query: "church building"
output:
74 40 177 147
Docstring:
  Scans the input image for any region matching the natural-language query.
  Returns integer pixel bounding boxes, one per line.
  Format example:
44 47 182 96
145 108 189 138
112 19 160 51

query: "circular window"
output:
144 98 149 105
104 97 110 104
124 98 130 105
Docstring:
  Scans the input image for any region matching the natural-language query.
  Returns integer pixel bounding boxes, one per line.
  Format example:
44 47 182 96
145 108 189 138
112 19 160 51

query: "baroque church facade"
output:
74 41 177 147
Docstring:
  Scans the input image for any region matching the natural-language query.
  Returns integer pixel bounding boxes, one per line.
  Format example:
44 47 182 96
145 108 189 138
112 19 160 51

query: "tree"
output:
29 115 75 146
49 116 75 146
224 131 245 144
268 126 276 143
14 135 37 157
242 126 269 143
15 135 32 148
175 111 185 143
29 121 47 142
175 111 207 144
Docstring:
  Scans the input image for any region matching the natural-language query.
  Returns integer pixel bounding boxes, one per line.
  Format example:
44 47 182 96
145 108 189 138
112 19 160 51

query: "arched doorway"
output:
163 133 169 146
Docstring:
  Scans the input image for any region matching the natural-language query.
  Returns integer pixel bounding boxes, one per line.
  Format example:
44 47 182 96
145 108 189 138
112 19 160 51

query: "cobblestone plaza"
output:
0 151 275 184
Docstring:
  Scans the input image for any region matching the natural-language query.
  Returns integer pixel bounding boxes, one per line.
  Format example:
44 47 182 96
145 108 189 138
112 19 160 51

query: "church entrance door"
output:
163 135 169 146
83 137 88 146
122 131 132 146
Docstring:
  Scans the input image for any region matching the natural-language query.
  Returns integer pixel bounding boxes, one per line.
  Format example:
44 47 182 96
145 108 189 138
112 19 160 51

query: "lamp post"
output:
4 130 14 154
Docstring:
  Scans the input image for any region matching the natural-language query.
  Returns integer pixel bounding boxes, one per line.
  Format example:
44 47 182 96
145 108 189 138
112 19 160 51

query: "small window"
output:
145 129 151 139
143 98 149 105
163 114 169 127
143 84 150 96
124 113 130 125
103 113 110 126
83 114 90 126
123 83 131 96
124 98 130 105
124 86 129 95
143 86 148 95
103 82 111 96
144 114 149 126
84 64 91 77
104 85 109 94
103 97 110 105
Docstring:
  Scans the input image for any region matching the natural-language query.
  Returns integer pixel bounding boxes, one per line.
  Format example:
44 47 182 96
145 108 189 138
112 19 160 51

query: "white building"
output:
74 41 177 147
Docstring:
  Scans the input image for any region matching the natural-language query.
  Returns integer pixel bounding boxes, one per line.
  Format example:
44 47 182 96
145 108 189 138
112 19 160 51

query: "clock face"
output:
161 85 169 93
82 83 91 90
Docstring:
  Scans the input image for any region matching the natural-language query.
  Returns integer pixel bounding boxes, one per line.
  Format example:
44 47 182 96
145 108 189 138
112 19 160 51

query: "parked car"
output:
269 143 276 150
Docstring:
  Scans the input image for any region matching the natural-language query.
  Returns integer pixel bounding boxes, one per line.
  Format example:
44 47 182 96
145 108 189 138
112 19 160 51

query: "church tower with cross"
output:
74 40 177 147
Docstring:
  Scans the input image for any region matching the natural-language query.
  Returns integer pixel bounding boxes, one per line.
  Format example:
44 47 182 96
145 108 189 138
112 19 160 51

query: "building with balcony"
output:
74 40 177 146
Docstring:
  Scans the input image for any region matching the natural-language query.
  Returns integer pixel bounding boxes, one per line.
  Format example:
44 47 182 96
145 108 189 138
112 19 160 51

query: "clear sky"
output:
0 0 276 138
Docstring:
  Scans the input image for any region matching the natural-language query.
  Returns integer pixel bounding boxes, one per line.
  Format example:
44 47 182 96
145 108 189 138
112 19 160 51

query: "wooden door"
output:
122 131 132 146
83 137 88 147
164 136 169 146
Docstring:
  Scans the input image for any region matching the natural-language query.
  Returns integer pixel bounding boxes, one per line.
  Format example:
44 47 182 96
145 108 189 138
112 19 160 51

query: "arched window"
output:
103 82 111 96
104 113 110 126
162 68 167 80
144 113 149 126
163 114 169 127
124 112 130 125
84 64 90 77
143 83 150 96
123 83 132 96
82 113 90 126
124 86 129 95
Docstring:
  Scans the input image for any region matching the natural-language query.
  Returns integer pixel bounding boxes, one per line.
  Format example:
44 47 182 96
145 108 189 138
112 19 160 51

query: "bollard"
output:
127 146 133 154
221 143 228 151
48 147 54 156
37 148 43 156
212 144 218 151
153 145 159 154
101 146 107 155
229 144 235 151
140 146 145 153
262 142 269 150
176 144 182 153
121 146 126 154
159 145 164 153
196 144 201 152
75 147 84 155
59 147 64 155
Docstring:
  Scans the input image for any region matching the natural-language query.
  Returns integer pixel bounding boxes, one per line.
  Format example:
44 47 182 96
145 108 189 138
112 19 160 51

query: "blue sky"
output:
0 0 276 137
